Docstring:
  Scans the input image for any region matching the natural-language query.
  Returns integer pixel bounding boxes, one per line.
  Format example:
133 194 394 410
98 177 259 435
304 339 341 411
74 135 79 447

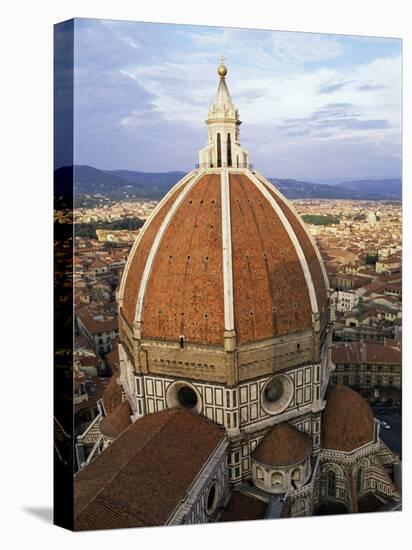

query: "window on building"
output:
206 483 218 514
271 472 283 486
327 470 336 497
217 133 222 167
179 335 185 348
226 413 231 428
356 468 363 493
227 133 232 167
256 467 264 481
177 386 198 409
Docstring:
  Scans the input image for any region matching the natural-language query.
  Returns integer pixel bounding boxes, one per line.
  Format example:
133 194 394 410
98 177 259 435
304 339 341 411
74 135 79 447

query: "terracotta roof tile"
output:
262 181 328 315
102 372 123 414
100 400 132 439
229 174 312 343
121 171 327 346
74 408 225 530
322 385 375 452
142 174 224 344
77 307 118 334
332 342 401 365
252 422 312 466
104 345 120 371
122 182 189 326
220 491 267 522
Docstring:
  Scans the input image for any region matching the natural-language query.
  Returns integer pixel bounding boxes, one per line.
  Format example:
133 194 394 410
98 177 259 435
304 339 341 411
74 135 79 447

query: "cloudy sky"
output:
72 18 402 180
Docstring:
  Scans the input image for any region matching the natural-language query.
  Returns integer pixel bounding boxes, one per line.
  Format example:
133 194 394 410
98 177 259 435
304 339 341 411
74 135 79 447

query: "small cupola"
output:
198 58 250 169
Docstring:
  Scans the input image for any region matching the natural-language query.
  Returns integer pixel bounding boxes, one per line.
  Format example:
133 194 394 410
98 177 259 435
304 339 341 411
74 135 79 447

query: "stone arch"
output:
256 466 264 481
354 458 370 494
356 467 363 493
327 470 336 497
271 471 283 487
321 463 344 478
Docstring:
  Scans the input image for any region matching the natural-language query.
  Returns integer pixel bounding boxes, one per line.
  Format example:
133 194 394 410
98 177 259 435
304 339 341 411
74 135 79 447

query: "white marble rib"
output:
221 169 235 331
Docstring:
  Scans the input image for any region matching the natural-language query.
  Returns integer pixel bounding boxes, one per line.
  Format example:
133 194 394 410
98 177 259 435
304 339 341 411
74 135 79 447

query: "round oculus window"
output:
206 483 218 514
166 381 202 414
261 374 294 415
177 386 198 409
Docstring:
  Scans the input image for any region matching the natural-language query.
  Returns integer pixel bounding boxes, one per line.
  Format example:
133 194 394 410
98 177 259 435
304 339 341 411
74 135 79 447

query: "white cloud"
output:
75 20 401 177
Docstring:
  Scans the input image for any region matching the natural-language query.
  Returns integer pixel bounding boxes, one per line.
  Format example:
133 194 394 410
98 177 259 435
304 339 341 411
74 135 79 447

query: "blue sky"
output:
72 18 402 180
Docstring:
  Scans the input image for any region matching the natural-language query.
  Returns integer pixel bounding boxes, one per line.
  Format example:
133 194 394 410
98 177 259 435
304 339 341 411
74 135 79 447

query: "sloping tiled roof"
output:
102 372 123 414
322 384 375 452
99 400 132 439
252 422 312 467
77 307 118 334
74 408 225 530
332 342 401 365
220 491 267 522
104 344 120 371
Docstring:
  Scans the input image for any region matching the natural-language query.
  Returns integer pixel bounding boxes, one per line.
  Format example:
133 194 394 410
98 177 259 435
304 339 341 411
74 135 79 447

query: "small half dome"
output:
252 422 312 467
322 384 375 452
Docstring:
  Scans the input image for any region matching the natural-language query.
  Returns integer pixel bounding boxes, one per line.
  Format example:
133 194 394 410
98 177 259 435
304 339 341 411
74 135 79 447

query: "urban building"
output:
76 307 119 355
331 341 401 402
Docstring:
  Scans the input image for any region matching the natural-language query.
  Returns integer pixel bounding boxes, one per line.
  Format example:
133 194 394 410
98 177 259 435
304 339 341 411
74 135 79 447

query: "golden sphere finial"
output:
218 55 227 77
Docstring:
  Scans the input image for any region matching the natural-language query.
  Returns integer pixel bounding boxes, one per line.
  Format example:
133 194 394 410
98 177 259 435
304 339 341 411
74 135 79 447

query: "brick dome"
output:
119 169 328 346
252 422 312 467
322 384 375 452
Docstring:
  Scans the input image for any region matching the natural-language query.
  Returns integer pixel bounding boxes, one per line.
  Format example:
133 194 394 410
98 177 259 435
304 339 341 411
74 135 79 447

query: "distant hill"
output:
54 165 402 202
269 178 360 199
335 179 402 200
270 177 401 200
107 169 187 197
71 165 186 200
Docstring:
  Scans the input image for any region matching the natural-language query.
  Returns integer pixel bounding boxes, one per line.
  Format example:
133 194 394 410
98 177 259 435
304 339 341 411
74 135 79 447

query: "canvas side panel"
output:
54 18 75 532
